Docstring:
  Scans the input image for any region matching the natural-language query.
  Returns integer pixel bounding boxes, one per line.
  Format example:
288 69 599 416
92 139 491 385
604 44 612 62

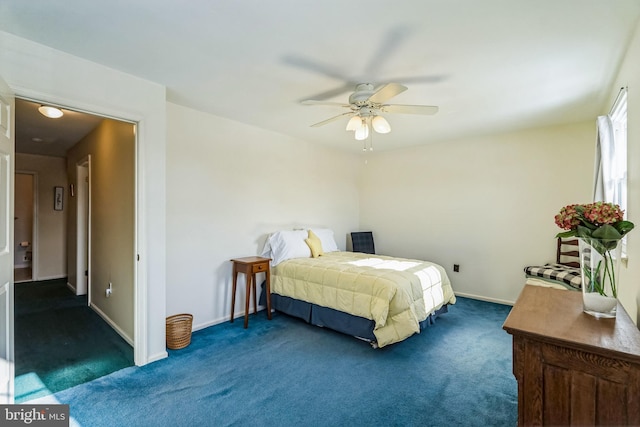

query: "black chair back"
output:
351 232 375 254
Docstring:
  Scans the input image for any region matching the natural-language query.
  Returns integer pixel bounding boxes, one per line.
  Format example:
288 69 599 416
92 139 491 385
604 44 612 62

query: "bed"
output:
260 229 456 347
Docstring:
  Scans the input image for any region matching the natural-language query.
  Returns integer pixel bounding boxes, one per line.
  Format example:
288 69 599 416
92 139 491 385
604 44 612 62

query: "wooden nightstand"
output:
230 256 272 328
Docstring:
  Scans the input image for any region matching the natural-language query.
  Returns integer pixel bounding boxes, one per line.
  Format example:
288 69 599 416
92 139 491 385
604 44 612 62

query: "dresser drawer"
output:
252 262 269 273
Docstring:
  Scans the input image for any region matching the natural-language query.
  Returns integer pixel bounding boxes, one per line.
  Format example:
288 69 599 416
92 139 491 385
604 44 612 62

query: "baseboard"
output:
66 282 77 293
454 292 514 306
193 319 220 332
89 302 134 346
35 274 67 281
192 306 268 332
146 350 168 365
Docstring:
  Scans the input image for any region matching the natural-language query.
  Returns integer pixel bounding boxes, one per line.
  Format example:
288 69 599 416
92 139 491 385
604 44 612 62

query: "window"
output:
595 87 628 255
609 89 627 214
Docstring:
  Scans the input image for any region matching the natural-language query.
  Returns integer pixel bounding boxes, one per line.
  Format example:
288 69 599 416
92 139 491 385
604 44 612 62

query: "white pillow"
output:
264 230 311 266
309 228 339 252
260 237 273 259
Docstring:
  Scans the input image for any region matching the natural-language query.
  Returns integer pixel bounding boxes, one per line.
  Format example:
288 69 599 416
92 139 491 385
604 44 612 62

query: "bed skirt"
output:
261 281 448 345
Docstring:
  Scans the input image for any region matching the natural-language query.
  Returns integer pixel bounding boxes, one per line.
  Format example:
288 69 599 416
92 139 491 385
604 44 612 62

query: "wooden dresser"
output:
503 285 640 426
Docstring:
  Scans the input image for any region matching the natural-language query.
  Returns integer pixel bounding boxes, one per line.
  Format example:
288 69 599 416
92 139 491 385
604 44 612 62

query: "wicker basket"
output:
166 313 193 350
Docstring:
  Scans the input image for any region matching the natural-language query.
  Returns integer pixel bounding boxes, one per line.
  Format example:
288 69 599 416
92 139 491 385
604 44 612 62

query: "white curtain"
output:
593 115 615 202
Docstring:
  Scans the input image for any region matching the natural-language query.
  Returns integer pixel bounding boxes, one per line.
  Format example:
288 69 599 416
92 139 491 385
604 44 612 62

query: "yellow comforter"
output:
271 251 456 347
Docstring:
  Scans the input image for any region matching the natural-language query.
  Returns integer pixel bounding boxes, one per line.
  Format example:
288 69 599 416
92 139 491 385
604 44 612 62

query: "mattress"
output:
270 251 456 347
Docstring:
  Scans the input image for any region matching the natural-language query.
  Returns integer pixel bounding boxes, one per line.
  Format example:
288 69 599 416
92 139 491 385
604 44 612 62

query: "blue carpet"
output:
51 297 517 427
15 279 134 402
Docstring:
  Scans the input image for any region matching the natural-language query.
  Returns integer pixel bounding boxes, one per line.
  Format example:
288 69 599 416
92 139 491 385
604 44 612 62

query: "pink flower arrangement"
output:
555 202 625 231
555 202 633 245
555 202 633 299
554 204 581 230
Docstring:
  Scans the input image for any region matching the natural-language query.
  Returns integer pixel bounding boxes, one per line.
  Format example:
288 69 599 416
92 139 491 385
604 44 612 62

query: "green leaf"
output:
614 220 635 236
578 218 597 230
576 225 594 239
592 224 623 240
555 230 577 239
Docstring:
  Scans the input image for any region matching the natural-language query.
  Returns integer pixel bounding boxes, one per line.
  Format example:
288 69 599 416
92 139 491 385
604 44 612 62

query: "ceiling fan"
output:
302 83 439 141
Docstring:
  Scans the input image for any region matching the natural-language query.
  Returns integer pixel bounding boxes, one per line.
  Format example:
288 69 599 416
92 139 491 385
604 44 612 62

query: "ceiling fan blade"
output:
368 83 408 104
381 104 439 115
362 26 412 77
297 82 356 103
310 112 355 127
282 55 351 82
392 74 447 85
301 100 351 108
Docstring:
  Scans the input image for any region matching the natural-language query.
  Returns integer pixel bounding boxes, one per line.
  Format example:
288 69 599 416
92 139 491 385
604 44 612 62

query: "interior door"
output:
0 74 15 404
76 161 89 296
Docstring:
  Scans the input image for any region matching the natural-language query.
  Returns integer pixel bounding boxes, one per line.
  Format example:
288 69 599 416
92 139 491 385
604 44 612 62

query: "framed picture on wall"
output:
54 186 64 211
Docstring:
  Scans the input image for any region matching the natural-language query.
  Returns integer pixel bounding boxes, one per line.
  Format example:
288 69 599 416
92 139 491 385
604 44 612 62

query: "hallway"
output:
14 279 134 402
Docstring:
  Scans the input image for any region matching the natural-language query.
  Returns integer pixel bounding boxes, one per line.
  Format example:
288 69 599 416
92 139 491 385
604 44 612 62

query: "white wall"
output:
15 154 67 280
67 119 136 342
608 20 640 324
0 31 167 365
166 102 360 329
359 121 594 304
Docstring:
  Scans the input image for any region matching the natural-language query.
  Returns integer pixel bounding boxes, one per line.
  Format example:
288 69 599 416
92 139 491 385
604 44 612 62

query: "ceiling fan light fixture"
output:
38 105 64 119
304 82 439 146
346 115 361 131
372 115 391 134
354 121 369 141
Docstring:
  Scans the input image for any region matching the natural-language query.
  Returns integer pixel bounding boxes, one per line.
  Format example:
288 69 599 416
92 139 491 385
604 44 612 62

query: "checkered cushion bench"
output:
524 263 582 290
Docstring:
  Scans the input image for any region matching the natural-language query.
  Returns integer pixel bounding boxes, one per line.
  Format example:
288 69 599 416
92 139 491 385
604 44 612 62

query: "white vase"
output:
578 238 621 318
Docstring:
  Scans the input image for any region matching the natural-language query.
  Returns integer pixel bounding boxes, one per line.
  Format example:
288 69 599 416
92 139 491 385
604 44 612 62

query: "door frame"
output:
0 72 14 404
75 158 90 297
15 93 145 366
14 171 37 282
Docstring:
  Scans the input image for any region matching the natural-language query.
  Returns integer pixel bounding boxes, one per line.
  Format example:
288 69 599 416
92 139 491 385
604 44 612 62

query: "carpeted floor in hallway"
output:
14 279 134 402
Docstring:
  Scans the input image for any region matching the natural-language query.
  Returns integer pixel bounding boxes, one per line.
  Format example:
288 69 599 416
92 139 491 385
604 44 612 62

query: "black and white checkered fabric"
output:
524 263 582 290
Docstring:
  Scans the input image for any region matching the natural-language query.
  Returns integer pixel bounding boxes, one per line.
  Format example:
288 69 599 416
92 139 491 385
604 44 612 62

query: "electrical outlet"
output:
453 264 460 273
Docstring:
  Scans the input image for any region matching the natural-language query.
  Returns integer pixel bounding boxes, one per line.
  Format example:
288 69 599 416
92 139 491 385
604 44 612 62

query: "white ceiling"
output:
2 1 639 153
15 99 103 157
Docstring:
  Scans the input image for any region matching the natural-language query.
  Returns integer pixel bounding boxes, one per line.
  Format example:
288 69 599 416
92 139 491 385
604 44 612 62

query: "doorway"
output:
14 173 35 283
13 99 136 400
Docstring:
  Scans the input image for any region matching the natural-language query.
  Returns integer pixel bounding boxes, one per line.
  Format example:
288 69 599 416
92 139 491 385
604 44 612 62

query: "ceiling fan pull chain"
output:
363 130 373 152
369 117 374 151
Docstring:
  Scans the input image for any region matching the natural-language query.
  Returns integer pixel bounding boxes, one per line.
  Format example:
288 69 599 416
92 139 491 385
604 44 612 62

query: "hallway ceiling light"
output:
38 105 64 119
